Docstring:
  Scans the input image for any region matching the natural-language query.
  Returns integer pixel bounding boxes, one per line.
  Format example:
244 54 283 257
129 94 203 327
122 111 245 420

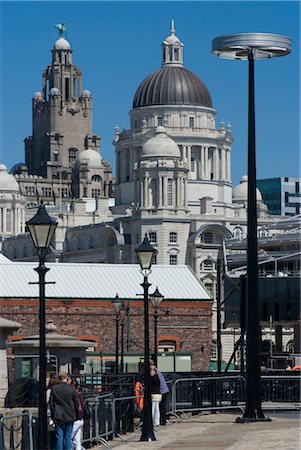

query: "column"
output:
204 146 209 179
163 177 168 207
184 179 188 208
158 176 163 207
215 147 219 180
3 208 6 233
147 176 152 208
187 146 191 173
172 178 176 207
140 180 144 207
129 148 133 180
200 146 204 179
226 149 231 181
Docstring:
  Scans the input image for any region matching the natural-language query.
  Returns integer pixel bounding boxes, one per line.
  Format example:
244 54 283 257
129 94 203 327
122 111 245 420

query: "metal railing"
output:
1 373 299 449
0 411 34 450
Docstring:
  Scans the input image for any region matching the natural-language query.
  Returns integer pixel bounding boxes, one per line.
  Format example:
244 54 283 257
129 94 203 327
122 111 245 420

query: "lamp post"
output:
150 287 164 367
112 294 123 375
26 202 57 450
136 234 157 441
119 303 127 373
212 32 291 421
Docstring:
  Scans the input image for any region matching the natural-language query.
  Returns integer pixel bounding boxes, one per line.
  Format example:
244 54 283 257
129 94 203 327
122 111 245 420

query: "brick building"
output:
0 261 213 372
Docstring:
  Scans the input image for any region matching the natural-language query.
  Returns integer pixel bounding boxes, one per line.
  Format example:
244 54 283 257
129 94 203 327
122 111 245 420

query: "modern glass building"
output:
257 177 301 216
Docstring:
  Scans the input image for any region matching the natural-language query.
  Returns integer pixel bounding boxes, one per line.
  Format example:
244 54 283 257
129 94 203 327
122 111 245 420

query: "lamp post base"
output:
236 414 271 423
140 430 156 442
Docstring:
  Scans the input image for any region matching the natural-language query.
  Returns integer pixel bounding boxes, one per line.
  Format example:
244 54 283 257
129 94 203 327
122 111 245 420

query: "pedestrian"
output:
156 368 169 425
46 374 60 450
49 371 79 450
150 365 162 427
71 380 85 450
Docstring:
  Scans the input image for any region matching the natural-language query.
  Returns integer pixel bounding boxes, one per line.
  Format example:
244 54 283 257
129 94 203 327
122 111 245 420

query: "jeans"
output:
54 421 74 450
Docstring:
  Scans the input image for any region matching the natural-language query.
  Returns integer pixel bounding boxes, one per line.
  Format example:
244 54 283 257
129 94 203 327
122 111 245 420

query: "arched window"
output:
202 260 214 271
91 175 101 182
233 227 243 239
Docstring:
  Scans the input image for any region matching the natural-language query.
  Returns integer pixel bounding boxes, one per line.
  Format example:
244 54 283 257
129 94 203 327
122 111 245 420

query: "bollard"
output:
9 424 15 450
0 416 4 450
21 411 30 450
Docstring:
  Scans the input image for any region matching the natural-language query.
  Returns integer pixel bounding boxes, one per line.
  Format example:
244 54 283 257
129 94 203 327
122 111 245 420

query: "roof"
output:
0 262 212 301
132 66 213 109
0 317 21 329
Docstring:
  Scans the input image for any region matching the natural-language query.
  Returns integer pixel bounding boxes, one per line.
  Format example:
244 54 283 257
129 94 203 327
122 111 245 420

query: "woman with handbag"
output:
150 365 162 427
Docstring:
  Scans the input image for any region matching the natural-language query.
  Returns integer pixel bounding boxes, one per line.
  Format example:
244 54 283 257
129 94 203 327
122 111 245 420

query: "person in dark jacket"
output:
50 372 79 450
150 365 162 426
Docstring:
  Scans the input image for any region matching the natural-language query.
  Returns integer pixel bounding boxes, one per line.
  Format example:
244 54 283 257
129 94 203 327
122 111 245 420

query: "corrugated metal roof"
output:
0 262 211 301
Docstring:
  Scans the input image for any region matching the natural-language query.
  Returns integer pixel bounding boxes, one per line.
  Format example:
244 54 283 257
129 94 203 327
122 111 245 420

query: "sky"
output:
0 0 300 187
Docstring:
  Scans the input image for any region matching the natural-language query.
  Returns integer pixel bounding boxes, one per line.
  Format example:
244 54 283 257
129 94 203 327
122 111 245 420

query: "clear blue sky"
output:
0 1 300 186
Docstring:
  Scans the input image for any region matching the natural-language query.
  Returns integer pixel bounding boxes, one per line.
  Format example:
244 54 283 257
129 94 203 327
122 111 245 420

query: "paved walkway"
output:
94 411 300 450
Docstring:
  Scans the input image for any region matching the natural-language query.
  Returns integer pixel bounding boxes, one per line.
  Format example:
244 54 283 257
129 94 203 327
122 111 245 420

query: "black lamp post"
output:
112 294 123 375
212 32 291 421
150 287 164 367
136 234 157 442
119 303 127 373
26 202 57 450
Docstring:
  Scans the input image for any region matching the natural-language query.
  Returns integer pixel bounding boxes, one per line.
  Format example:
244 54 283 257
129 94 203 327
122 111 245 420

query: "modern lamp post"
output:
150 287 164 366
112 294 123 375
136 234 157 442
212 32 291 421
119 303 127 373
26 202 57 450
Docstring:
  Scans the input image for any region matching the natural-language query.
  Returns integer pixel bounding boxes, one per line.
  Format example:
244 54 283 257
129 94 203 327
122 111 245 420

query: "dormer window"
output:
189 117 195 128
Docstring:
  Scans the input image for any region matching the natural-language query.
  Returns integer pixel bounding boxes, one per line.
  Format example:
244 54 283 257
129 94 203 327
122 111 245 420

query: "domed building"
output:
114 21 233 212
0 165 26 244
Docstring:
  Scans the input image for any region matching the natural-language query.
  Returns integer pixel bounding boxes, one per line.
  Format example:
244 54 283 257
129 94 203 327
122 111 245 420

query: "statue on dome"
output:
55 23 67 38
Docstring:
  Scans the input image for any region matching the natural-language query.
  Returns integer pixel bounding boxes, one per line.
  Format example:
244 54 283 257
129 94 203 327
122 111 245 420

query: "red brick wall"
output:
1 298 213 371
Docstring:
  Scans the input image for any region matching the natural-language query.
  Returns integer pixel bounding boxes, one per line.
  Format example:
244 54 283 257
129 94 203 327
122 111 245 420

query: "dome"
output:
54 37 71 50
133 66 213 108
33 91 43 100
0 164 19 192
75 149 102 169
233 175 262 202
81 90 92 97
141 127 181 158
49 87 60 96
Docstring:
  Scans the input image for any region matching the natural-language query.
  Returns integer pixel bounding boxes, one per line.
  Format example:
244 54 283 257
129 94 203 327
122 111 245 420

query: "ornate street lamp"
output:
212 32 291 422
112 293 123 375
136 234 157 441
26 202 57 450
150 287 164 366
119 303 127 373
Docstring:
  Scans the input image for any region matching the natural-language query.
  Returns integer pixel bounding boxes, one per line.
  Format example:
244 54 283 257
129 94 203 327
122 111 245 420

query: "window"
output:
92 175 101 182
170 254 178 265
41 187 52 197
203 232 213 244
191 158 195 172
157 116 163 126
211 341 217 361
53 151 58 162
169 232 177 243
92 188 101 198
148 232 157 244
83 187 87 197
202 260 213 271
233 227 243 239
189 117 195 128
167 179 173 205
69 148 78 163
204 281 213 295
25 186 36 196
152 253 157 265
259 229 269 238
136 233 140 244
